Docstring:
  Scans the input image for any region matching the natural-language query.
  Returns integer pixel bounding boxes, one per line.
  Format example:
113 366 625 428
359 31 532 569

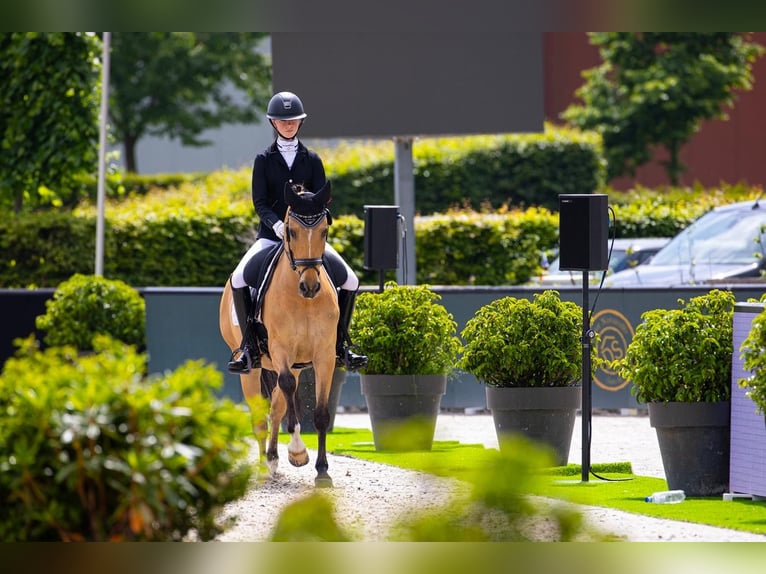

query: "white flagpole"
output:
95 32 111 276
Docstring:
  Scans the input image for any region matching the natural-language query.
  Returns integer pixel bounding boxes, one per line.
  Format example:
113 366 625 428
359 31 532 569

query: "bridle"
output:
284 208 332 275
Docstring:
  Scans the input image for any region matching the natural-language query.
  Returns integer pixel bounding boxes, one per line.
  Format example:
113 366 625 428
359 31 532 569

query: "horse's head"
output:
283 181 332 299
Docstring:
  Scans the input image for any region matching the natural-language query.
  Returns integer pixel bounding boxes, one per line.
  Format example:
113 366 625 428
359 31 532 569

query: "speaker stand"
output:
580 270 594 482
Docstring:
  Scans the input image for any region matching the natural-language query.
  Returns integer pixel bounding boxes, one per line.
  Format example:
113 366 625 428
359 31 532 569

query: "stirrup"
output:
337 345 368 371
228 346 260 374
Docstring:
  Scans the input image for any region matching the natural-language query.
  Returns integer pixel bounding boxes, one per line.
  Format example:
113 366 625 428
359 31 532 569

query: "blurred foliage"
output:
0 335 256 541
269 434 610 542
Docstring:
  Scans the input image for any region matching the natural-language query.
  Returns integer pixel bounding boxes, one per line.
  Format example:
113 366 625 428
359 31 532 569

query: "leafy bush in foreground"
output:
0 336 256 541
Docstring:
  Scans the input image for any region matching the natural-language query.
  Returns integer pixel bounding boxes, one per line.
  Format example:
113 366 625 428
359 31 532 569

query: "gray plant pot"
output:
360 374 447 451
485 386 582 466
648 401 731 497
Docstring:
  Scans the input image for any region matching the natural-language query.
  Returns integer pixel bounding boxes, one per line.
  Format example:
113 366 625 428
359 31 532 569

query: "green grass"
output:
294 427 766 536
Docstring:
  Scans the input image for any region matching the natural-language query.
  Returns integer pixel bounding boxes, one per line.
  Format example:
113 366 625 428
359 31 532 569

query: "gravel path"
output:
216 412 766 542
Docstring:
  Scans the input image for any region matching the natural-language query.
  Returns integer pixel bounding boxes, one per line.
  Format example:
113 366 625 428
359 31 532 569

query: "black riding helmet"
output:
266 91 307 121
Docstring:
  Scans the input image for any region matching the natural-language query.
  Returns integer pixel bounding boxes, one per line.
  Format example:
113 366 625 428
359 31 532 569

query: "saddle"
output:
243 243 346 363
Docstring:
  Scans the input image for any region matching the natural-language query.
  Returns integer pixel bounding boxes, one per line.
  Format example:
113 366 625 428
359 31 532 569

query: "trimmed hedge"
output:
1 184 763 288
1 129 762 289
0 207 558 288
317 125 606 214
416 208 558 285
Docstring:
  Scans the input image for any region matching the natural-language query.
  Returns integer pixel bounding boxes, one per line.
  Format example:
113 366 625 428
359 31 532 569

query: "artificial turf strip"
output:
292 427 766 536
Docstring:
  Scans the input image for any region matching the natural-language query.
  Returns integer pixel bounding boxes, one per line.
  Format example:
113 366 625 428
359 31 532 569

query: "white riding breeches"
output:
231 239 359 292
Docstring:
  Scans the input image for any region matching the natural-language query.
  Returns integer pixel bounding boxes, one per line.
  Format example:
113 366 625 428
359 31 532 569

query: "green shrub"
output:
351 283 463 375
36 274 146 351
0 336 255 541
415 207 558 285
319 126 606 215
1 138 763 290
613 289 735 403
0 211 96 287
75 171 209 203
738 302 766 415
459 290 584 388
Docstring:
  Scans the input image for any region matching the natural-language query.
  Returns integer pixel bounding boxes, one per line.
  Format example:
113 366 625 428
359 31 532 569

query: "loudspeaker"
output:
558 194 609 271
364 205 400 270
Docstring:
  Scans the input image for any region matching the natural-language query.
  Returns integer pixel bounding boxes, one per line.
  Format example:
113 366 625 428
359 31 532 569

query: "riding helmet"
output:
266 91 307 121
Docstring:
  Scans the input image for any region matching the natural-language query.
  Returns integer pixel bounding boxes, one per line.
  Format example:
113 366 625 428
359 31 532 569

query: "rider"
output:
227 90 368 375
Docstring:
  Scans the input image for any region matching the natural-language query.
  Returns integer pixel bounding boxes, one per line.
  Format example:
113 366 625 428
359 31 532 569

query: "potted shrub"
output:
349 282 463 451
613 288 735 497
738 306 766 419
36 273 146 352
458 289 585 465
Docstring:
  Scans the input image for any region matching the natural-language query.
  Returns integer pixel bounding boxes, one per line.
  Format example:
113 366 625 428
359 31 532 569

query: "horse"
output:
219 181 339 487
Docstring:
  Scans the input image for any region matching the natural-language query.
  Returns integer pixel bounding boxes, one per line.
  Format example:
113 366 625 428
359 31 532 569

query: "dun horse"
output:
219 181 339 487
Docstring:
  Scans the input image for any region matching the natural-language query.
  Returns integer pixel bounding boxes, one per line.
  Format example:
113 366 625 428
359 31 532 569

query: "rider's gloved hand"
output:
273 220 285 239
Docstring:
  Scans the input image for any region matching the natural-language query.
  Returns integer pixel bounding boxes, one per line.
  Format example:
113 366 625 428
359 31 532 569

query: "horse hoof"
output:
315 475 333 488
288 450 309 467
266 458 279 475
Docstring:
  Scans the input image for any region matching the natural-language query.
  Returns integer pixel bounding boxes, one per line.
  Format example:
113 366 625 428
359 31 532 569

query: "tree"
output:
0 32 101 212
561 33 765 184
108 33 271 173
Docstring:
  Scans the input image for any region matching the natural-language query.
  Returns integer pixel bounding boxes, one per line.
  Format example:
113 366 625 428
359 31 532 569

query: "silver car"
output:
606 199 766 287
535 237 669 286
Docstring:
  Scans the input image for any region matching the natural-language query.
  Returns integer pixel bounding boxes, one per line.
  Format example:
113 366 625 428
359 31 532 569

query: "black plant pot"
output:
648 401 731 497
485 386 581 466
360 374 447 451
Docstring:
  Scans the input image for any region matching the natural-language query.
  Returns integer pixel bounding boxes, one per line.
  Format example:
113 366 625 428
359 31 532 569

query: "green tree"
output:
562 33 764 184
0 32 101 212
108 32 271 173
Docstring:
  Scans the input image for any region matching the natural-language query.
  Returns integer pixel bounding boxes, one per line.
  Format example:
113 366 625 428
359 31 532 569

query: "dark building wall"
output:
543 32 766 190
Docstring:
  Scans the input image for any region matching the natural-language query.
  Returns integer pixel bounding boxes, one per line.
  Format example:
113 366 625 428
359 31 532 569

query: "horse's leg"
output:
313 358 336 488
277 367 309 468
239 369 268 459
265 386 287 474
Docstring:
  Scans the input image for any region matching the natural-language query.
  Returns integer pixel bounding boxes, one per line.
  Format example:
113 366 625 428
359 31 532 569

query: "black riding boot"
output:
227 285 260 374
336 289 368 371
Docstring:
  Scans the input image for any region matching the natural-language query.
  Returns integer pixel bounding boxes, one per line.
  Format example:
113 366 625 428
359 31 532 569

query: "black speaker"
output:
558 194 609 271
363 205 400 270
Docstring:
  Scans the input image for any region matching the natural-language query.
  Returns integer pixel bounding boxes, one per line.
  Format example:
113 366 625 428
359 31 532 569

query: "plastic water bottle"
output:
645 490 686 504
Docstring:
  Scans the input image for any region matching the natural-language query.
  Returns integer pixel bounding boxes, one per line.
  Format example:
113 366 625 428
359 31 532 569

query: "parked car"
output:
532 238 669 287
606 199 766 287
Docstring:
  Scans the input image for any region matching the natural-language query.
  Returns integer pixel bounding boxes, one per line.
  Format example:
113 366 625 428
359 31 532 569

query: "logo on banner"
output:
591 308 635 392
